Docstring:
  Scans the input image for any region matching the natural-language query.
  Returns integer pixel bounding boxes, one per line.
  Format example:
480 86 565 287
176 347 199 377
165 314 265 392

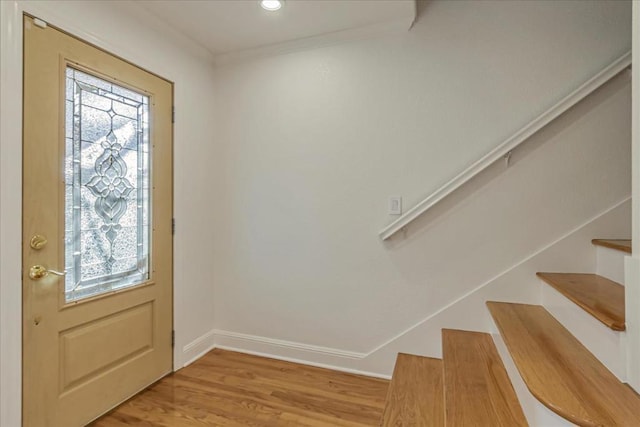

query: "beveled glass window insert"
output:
64 67 150 303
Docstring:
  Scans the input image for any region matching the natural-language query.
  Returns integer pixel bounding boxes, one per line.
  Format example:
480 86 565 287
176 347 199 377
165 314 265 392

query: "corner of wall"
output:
180 330 216 368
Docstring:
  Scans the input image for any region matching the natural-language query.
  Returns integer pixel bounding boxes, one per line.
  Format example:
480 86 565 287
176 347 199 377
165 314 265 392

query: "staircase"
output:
379 239 640 426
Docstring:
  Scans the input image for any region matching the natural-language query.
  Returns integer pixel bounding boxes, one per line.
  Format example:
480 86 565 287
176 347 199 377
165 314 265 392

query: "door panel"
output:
59 302 154 392
23 15 173 426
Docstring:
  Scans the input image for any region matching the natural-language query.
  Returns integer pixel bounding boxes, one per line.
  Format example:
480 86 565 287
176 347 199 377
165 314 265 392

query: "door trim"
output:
1 2 25 425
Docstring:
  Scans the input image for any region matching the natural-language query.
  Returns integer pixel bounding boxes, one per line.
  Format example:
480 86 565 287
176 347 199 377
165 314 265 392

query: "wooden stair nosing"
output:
487 301 640 427
591 238 631 254
442 329 528 427
380 353 444 427
536 272 625 331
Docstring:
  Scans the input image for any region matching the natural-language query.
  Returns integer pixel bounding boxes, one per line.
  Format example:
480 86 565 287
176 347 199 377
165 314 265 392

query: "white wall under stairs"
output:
363 198 631 376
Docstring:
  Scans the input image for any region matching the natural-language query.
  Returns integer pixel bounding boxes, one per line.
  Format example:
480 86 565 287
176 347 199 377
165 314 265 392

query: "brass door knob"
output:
29 265 65 280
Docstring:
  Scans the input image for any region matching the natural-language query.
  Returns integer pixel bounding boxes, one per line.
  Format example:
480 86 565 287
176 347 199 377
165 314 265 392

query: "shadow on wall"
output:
415 0 435 25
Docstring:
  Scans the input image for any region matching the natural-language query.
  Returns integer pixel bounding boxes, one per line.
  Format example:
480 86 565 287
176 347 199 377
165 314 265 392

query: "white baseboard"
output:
213 342 391 380
212 329 389 379
181 328 389 379
181 330 216 367
213 329 366 359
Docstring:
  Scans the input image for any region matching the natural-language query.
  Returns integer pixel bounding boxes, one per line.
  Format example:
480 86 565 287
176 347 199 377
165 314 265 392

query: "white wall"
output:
626 0 640 392
211 0 632 373
0 1 216 425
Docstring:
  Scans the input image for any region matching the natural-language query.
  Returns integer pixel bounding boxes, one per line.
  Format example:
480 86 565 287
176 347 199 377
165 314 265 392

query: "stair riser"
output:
596 246 626 285
542 285 626 381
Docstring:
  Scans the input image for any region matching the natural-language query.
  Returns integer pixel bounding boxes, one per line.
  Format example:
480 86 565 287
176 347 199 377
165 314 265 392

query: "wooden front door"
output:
22 15 173 426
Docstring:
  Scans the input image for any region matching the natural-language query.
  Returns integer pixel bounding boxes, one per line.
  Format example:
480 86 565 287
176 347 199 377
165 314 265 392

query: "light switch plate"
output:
389 196 402 215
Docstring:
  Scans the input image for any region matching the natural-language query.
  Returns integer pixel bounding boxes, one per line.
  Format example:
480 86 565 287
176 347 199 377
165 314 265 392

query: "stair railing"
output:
380 52 632 241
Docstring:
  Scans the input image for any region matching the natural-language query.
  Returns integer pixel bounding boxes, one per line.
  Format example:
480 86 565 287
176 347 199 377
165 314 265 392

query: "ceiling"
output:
135 0 416 59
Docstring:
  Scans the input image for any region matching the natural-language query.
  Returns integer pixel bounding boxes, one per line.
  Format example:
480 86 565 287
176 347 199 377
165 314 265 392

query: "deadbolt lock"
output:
30 234 48 250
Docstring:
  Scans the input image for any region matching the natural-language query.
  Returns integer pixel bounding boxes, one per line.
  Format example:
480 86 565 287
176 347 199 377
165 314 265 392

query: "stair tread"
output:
442 329 528 426
592 238 631 254
380 353 444 426
537 272 625 331
487 301 640 426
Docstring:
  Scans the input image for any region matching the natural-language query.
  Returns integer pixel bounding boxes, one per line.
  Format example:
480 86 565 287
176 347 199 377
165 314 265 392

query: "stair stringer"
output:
212 199 630 382
358 198 630 376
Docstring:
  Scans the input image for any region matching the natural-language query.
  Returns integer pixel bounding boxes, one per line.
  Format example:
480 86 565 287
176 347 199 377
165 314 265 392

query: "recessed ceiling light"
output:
261 0 282 12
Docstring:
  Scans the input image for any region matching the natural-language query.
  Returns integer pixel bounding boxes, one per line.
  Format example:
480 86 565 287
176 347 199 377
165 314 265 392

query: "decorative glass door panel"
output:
65 67 150 302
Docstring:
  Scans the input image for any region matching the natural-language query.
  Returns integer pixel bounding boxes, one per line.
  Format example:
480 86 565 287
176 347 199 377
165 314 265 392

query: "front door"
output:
22 15 173 426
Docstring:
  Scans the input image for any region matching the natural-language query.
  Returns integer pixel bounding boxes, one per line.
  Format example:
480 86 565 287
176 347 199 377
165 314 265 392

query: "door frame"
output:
627 0 640 392
1 3 179 425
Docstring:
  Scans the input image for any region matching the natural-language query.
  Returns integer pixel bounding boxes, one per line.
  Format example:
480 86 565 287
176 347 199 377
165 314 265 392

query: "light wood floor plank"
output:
91 349 388 426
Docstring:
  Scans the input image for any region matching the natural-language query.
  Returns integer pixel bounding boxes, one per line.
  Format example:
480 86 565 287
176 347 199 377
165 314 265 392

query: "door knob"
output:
29 265 65 280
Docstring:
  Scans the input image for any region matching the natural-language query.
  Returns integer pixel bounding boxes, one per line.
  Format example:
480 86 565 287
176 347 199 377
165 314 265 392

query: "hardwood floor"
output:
91 349 389 426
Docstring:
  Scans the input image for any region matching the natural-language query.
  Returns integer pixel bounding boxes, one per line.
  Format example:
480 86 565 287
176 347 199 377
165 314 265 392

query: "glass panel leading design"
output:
65 67 150 302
